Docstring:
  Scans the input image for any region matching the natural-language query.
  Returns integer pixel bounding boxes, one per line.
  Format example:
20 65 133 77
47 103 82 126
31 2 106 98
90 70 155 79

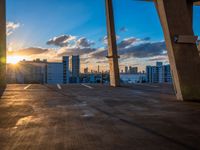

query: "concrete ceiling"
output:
136 0 200 5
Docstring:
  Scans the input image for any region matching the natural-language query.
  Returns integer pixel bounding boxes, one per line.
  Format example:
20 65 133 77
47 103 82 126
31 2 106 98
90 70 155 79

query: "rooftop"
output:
0 84 200 149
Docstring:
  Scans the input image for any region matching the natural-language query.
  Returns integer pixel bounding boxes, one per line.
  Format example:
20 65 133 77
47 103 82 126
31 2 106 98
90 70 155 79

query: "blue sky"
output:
6 0 200 71
7 0 107 48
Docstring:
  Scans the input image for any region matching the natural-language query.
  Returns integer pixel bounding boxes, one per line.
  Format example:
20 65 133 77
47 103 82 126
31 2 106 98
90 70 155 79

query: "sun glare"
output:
7 56 23 64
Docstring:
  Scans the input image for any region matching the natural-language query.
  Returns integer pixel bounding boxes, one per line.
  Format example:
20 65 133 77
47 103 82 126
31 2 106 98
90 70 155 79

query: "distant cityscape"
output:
6 55 172 84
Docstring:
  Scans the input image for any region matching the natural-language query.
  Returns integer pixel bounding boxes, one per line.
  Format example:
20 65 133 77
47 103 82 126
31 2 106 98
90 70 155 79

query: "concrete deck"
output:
0 84 200 150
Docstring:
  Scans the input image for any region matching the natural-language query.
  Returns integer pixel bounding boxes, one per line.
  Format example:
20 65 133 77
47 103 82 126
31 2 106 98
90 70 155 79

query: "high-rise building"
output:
7 56 71 84
69 55 80 83
7 59 47 84
129 66 138 74
157 62 164 83
98 65 100 73
47 57 69 84
152 66 159 83
146 66 152 83
63 56 69 84
125 66 128 74
47 63 63 84
163 65 172 83
146 62 172 83
84 67 89 74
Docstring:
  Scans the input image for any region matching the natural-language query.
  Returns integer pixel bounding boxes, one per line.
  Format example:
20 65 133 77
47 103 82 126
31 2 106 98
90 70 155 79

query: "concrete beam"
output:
142 0 200 4
0 0 6 87
105 0 120 87
155 0 200 100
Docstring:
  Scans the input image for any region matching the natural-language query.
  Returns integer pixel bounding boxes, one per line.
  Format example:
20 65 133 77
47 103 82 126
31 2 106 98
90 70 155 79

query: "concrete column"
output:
0 0 6 87
105 0 120 87
186 0 193 25
155 0 200 100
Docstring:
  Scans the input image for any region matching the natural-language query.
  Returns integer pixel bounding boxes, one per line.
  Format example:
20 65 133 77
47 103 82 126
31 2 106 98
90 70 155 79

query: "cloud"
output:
9 35 167 68
6 22 20 36
8 47 49 56
148 56 168 62
117 37 152 49
100 35 120 45
102 36 108 45
142 37 151 41
47 35 76 47
57 47 96 57
90 41 166 60
47 35 96 50
76 37 95 48
44 34 98 61
117 37 137 49
96 60 108 64
8 46 96 61
119 41 166 58
119 27 128 33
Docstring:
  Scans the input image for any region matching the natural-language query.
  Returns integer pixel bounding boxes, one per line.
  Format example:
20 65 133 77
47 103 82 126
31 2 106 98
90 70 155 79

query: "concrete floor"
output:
0 84 200 150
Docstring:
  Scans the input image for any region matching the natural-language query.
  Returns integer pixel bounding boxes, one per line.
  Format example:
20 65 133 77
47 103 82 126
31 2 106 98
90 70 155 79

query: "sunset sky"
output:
6 0 200 71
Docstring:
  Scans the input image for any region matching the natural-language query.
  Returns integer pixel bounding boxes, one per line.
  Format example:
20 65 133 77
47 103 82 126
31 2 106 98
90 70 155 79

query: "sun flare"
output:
7 56 23 64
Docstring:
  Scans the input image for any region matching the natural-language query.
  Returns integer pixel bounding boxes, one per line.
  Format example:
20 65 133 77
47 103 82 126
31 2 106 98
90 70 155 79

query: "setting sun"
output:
7 56 23 64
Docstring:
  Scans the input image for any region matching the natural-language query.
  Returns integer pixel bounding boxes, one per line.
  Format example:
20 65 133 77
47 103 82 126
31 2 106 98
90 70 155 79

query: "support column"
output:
0 0 6 87
155 0 200 100
105 0 120 87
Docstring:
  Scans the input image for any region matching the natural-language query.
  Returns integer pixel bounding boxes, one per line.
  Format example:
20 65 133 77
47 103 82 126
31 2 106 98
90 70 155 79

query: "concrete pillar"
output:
105 0 120 87
155 0 200 100
186 0 193 25
0 0 6 87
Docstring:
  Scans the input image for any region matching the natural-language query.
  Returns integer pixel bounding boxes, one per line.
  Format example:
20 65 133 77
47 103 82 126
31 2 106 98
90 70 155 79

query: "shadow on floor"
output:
0 85 6 98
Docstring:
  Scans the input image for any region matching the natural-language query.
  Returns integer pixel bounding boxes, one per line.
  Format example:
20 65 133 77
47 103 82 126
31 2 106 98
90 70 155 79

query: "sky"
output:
6 0 200 72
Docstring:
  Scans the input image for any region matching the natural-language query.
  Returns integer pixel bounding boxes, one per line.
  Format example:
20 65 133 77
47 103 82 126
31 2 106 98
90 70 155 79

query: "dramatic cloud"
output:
102 36 108 45
142 37 151 41
91 41 166 60
8 47 49 56
117 37 152 49
76 37 95 48
148 56 168 62
117 37 137 49
57 47 95 57
9 35 167 69
47 35 76 47
90 47 107 59
6 22 20 36
119 27 128 33
47 35 96 50
101 35 120 45
119 41 166 58
96 60 108 64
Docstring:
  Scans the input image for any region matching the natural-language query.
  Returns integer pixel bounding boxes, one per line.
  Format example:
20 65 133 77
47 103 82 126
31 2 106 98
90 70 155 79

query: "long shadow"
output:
93 106 198 150
45 85 198 150
0 85 6 98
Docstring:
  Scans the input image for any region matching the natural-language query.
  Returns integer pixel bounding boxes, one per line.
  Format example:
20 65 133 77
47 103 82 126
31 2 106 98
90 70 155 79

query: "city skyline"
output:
7 56 171 85
6 0 200 71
